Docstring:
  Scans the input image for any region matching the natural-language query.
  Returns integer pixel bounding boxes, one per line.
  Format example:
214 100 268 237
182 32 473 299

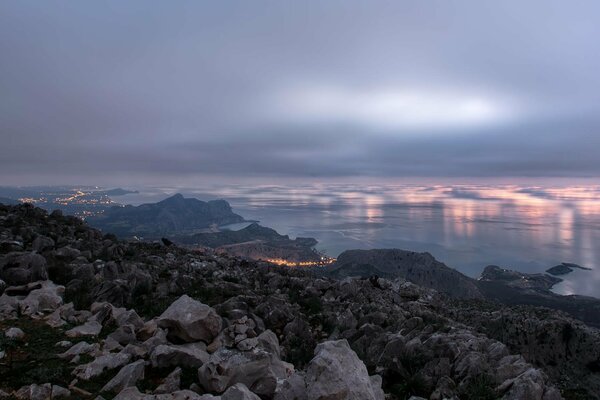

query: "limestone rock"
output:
150 342 210 368
157 295 222 343
198 331 291 397
102 359 146 393
73 352 132 380
222 383 261 400
305 340 384 400
154 367 182 394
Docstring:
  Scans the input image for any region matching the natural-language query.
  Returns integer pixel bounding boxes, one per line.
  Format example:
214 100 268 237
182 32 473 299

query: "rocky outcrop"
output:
328 249 483 299
479 265 562 290
276 339 384 400
0 203 586 399
87 194 245 237
157 295 222 343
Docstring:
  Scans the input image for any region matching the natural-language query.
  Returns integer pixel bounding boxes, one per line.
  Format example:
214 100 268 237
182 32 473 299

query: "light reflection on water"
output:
118 184 600 298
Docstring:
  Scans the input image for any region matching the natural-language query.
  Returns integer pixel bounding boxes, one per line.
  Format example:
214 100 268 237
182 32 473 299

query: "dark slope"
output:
87 193 244 237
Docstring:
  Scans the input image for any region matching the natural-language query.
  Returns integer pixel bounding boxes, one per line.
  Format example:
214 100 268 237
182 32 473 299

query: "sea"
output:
114 183 600 298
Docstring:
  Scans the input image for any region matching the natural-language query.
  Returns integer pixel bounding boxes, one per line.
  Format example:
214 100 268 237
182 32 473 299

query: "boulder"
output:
305 340 384 400
65 319 102 338
32 235 54 252
73 352 132 380
154 367 182 394
150 343 210 368
198 330 291 397
222 383 261 400
14 383 51 400
102 359 146 393
19 281 64 315
0 252 48 285
157 295 222 343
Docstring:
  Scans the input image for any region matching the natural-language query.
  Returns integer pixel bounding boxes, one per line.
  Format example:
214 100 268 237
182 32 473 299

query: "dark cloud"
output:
1 1 600 184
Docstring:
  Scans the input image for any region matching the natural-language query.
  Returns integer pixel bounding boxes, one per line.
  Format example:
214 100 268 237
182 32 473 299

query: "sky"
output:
1 1 600 185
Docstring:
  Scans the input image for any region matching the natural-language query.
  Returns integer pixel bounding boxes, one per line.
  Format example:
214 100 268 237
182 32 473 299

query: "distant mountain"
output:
177 222 318 248
87 193 244 237
176 222 321 263
326 248 600 328
326 248 483 299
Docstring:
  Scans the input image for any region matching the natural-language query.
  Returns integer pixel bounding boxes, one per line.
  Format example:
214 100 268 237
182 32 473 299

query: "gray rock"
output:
154 367 182 394
0 252 48 285
150 342 210 368
73 352 132 380
32 235 54 252
59 341 99 361
107 324 137 345
102 359 146 393
157 295 222 343
198 332 291 397
65 319 102 337
18 281 64 315
15 383 52 400
51 385 71 399
305 340 384 400
222 383 261 400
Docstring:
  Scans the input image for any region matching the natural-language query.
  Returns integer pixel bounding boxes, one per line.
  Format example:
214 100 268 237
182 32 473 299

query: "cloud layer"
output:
1 1 599 184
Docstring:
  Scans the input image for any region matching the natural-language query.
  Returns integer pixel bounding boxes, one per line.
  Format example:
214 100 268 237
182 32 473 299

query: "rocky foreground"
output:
0 204 599 399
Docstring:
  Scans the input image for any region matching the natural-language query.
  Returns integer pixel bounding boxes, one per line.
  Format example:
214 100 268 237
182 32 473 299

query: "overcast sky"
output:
1 1 600 185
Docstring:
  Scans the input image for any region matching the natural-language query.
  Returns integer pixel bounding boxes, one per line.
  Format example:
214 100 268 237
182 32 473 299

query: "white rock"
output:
101 359 146 393
222 383 261 400
65 320 102 338
73 352 132 380
305 339 384 400
150 342 209 368
157 295 222 343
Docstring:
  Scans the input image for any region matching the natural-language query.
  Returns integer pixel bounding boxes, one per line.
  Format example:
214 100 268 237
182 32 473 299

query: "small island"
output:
546 262 592 276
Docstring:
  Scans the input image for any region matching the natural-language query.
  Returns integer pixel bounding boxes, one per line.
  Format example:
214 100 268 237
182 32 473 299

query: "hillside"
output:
0 203 599 399
87 193 244 237
327 249 483 299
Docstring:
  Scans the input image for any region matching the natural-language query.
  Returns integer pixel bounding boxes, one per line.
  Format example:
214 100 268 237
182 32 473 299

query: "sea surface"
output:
115 184 600 298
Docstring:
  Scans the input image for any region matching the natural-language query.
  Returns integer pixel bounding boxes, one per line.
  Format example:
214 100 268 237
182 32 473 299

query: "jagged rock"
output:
304 340 384 400
51 385 71 399
65 319 102 337
59 341 99 361
222 383 261 400
273 372 307 400
150 342 210 368
157 295 222 343
154 367 182 394
107 324 137 345
73 352 132 380
198 330 291 397
18 281 64 315
0 252 48 285
15 384 52 400
32 235 54 252
498 368 545 399
114 386 219 399
101 359 146 393
137 319 158 341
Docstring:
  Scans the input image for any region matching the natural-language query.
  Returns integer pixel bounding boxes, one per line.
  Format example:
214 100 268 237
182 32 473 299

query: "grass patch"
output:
0 319 75 390
459 374 497 400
